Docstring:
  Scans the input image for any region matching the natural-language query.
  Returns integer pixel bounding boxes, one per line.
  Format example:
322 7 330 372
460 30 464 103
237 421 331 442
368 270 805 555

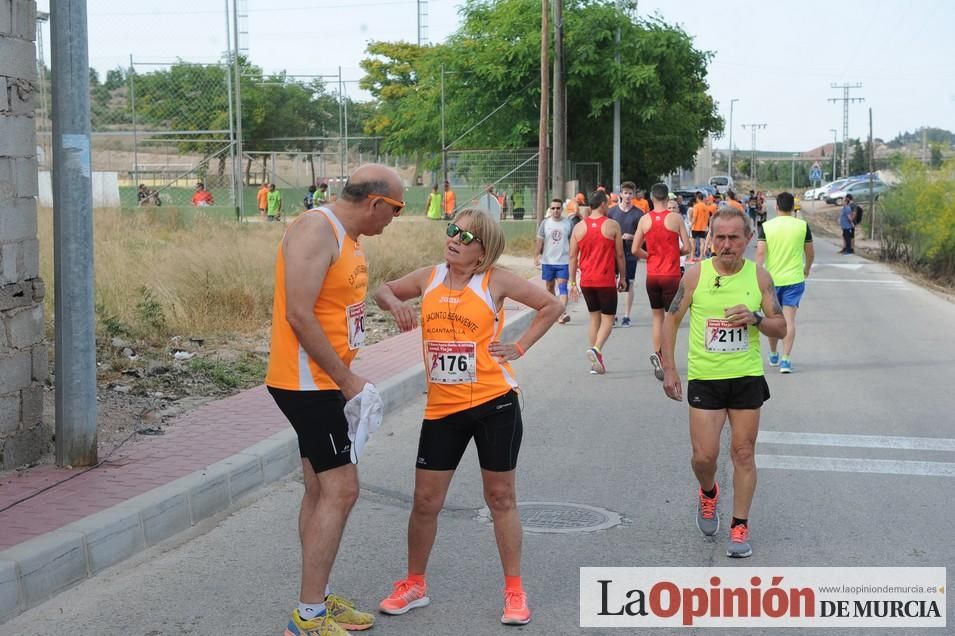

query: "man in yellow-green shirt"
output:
425 184 443 220
661 206 786 559
756 191 814 374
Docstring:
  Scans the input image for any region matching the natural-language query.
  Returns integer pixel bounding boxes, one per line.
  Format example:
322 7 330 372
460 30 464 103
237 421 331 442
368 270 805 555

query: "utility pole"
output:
440 65 447 185
829 128 837 179
231 0 245 213
740 123 766 186
551 0 565 201
791 153 798 189
612 1 622 192
727 98 739 179
224 0 238 220
51 0 98 466
828 82 864 179
535 0 549 224
417 0 428 46
612 1 637 192
868 108 876 240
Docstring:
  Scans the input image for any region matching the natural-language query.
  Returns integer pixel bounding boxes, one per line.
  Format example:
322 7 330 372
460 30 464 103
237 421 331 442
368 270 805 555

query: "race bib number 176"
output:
426 341 477 384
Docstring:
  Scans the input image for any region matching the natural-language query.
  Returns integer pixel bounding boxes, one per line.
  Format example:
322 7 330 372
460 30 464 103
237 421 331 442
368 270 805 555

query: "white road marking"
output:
756 454 955 478
759 431 955 452
816 263 865 270
808 278 906 284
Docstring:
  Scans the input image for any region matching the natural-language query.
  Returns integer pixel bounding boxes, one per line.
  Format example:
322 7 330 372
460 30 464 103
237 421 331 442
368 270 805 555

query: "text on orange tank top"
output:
265 207 368 391
420 264 518 420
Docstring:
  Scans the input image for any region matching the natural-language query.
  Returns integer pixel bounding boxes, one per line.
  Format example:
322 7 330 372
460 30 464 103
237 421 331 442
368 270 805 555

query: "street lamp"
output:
829 128 838 180
728 98 739 178
791 153 798 189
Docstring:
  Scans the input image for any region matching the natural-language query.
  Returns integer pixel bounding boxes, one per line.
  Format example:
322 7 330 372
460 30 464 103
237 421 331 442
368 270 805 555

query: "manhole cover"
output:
476 501 621 534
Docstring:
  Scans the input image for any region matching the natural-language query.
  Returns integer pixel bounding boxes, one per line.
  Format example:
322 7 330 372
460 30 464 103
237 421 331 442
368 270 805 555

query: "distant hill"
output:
887 128 954 148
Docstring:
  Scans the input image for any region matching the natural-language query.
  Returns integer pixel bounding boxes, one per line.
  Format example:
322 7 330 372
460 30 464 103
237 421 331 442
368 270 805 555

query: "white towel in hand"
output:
344 383 383 464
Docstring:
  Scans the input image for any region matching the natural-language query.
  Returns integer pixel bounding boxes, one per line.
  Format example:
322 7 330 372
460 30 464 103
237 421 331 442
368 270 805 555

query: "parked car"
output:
674 184 717 202
709 175 734 195
804 181 838 200
825 180 889 206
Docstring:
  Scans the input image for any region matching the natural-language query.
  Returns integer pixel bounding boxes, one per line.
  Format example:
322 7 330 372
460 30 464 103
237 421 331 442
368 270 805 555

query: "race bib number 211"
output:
705 319 748 353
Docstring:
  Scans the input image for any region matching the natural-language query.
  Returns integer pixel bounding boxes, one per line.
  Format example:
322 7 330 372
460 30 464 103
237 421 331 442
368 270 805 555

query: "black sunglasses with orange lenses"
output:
446 222 483 245
367 193 405 216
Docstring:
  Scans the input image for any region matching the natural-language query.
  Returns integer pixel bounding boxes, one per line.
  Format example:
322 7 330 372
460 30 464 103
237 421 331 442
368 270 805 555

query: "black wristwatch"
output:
752 311 764 327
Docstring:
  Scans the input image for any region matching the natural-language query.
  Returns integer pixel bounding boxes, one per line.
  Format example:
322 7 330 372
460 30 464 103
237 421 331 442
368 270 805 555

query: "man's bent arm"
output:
284 218 366 398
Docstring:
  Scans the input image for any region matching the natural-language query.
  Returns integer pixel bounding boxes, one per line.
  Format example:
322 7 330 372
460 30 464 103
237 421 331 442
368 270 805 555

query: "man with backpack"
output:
839 194 855 254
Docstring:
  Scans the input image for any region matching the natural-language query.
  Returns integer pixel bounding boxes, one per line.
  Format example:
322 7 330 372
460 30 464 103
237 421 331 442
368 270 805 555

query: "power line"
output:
828 82 864 179
740 123 767 185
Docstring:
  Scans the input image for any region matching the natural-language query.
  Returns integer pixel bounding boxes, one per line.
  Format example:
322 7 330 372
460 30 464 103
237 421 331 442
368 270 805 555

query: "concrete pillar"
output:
0 0 49 470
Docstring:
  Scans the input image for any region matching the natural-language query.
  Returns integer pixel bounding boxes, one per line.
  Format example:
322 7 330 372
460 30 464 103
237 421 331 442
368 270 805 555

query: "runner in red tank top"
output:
568 190 625 375
633 183 691 380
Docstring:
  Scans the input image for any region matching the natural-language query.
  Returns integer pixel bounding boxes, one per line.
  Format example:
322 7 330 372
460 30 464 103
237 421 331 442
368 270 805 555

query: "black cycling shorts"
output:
268 387 352 473
416 390 522 472
581 286 618 315
687 376 770 410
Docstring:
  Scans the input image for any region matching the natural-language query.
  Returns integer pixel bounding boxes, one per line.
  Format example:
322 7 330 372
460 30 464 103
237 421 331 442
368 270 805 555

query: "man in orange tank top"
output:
568 190 626 375
265 164 405 636
374 208 561 626
631 183 691 380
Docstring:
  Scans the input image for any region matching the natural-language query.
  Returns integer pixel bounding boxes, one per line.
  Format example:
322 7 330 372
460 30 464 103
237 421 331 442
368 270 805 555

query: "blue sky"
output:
41 0 955 151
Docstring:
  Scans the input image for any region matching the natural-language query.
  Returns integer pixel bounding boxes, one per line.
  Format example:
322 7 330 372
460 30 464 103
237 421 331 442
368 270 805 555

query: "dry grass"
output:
36 209 452 341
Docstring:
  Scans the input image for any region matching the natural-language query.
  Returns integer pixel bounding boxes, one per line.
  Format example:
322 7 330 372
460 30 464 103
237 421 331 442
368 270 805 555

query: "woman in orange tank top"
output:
373 208 562 626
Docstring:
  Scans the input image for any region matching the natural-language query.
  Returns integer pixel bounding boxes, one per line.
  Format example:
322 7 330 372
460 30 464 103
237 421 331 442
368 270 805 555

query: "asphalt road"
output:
4 208 953 636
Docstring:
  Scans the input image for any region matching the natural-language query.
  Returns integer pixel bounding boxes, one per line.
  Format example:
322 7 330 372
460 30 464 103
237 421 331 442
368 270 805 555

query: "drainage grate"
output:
476 501 622 534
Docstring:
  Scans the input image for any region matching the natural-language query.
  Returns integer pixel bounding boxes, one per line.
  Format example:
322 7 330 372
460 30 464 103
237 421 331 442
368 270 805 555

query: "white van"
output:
709 175 734 195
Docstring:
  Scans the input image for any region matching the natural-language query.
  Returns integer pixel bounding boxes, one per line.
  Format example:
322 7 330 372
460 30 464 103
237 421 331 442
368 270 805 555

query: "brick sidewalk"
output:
0 326 428 551
0 299 529 552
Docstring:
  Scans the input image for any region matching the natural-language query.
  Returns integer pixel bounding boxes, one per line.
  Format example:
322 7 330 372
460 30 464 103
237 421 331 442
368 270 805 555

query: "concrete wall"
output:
1 0 49 470
37 171 120 208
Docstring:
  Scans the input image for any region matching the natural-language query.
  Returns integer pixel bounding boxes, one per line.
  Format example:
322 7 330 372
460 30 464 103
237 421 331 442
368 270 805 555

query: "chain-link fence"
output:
32 5 536 221
445 149 540 220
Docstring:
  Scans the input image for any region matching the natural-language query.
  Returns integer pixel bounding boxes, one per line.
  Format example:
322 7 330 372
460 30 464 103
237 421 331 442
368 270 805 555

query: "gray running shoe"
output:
649 352 664 381
726 523 753 558
696 485 719 536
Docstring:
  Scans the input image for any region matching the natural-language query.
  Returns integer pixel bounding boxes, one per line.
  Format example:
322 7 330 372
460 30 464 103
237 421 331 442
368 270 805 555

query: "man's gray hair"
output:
711 207 753 235
341 178 392 203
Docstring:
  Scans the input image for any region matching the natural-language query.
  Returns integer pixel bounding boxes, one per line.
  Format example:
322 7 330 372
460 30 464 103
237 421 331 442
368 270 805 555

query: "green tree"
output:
849 139 866 175
104 67 126 91
360 0 721 186
930 144 943 168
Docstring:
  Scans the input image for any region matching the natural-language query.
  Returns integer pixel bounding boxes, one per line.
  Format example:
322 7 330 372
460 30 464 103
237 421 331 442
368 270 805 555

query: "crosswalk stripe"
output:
808 278 906 284
756 454 955 478
759 431 955 452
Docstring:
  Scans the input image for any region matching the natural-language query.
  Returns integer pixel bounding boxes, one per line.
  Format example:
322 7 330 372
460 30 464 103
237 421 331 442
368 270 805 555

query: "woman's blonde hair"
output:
452 207 505 274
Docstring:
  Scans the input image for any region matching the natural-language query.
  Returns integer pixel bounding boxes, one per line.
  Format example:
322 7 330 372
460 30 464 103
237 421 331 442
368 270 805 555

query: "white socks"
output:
298 584 333 620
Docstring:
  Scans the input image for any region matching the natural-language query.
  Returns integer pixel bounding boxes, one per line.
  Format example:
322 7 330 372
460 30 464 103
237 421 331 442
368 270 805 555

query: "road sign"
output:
810 165 823 181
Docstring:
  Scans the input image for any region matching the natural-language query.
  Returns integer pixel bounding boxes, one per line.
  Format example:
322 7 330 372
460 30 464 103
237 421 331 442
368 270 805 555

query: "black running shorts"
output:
687 376 771 410
646 274 682 310
416 390 522 472
581 286 618 315
268 387 352 473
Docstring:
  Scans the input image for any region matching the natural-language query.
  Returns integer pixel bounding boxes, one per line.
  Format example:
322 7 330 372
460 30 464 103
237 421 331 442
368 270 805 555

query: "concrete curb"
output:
0 306 536 622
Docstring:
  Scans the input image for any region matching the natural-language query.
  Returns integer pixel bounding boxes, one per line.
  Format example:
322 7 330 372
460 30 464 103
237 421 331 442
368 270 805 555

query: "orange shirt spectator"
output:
443 185 456 217
257 184 269 213
691 202 712 232
191 183 214 206
727 199 745 212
